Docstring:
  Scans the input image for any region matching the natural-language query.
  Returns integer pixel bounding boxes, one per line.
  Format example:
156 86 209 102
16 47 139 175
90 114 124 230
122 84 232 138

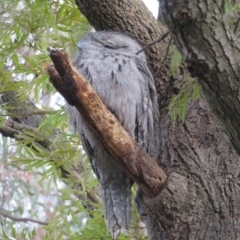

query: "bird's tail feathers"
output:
101 176 132 239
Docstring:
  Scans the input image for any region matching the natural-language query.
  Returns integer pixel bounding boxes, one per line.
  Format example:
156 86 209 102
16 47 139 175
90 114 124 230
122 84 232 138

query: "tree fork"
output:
46 48 167 198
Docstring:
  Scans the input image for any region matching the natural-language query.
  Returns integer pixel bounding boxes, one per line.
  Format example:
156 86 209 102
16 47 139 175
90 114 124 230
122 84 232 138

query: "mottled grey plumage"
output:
67 31 160 238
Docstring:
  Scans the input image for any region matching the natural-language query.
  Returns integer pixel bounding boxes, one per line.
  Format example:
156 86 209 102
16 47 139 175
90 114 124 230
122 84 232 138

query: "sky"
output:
143 0 158 18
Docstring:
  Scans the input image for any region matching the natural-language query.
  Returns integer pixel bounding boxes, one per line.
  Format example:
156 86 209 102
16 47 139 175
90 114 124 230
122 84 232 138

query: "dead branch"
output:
46 48 167 197
0 208 48 225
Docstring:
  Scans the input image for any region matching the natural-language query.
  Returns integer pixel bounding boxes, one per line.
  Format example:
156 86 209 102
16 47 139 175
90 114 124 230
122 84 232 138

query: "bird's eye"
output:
104 44 115 49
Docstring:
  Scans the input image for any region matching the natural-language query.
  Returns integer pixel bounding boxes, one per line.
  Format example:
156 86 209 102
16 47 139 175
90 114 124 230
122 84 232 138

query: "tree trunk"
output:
74 0 240 239
160 0 240 154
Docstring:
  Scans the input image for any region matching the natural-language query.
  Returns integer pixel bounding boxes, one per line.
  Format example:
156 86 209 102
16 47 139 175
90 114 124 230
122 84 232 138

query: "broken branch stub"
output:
46 48 167 197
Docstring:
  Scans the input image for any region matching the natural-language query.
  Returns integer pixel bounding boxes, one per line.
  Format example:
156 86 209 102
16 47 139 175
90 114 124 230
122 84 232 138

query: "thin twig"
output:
136 31 170 55
154 36 172 77
0 209 48 225
0 110 57 117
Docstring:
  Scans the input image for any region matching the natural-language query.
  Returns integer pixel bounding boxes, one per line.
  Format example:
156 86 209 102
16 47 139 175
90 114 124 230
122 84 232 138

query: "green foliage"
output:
223 0 233 14
0 0 89 101
169 45 183 76
168 44 201 123
168 75 201 123
223 0 240 32
0 0 113 239
1 227 37 240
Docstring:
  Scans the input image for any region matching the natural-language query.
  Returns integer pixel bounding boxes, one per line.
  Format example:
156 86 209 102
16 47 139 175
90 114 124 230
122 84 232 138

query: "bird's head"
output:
76 31 146 60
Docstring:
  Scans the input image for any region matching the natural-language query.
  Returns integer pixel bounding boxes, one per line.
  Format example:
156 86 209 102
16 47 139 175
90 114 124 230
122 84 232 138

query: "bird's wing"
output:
134 57 160 159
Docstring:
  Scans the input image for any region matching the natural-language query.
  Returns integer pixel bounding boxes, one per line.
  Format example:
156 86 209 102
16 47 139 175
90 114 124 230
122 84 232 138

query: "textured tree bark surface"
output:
46 50 166 197
160 0 240 155
74 0 240 239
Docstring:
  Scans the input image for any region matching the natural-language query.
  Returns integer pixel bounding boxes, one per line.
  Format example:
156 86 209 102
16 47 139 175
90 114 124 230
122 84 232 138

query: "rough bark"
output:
46 49 167 197
137 99 240 239
160 0 240 155
74 0 240 239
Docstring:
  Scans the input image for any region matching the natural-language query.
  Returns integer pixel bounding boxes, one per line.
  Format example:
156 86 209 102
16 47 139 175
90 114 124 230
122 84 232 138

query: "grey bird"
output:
67 31 160 239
